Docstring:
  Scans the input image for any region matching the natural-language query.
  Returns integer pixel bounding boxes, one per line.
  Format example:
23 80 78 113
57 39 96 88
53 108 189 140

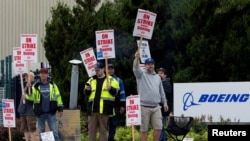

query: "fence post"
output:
0 60 4 87
5 55 12 98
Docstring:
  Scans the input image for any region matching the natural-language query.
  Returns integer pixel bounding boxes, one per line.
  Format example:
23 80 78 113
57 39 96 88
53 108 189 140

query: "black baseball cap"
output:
156 67 167 74
94 62 104 70
108 63 114 68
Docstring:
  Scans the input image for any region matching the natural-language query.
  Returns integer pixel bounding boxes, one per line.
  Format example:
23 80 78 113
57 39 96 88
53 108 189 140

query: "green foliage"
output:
0 126 23 141
186 130 207 141
80 112 88 141
43 0 173 109
41 1 250 140
115 126 141 141
169 0 250 82
43 0 250 110
80 113 250 141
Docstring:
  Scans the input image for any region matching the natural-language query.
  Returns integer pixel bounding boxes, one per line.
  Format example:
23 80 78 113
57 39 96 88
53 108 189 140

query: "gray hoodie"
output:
133 61 167 107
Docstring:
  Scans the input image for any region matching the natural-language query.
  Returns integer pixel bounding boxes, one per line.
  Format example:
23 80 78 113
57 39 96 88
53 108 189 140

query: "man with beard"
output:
84 62 119 141
133 51 168 141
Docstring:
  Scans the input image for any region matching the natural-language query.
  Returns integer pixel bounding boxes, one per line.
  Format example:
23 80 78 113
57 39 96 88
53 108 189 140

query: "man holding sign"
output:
84 62 119 141
25 68 64 141
133 51 168 141
18 72 37 141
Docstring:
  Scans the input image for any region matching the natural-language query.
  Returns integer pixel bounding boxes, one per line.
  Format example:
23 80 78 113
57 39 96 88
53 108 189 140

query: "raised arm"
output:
133 51 140 67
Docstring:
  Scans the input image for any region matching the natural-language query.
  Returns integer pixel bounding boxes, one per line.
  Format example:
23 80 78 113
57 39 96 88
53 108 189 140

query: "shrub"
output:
0 126 23 141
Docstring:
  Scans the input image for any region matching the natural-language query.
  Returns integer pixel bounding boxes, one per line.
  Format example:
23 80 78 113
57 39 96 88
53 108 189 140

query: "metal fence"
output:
0 87 5 125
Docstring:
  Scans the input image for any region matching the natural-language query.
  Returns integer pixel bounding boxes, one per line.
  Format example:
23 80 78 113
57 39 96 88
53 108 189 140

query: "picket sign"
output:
126 95 141 141
40 131 55 141
133 9 157 40
80 47 97 77
2 99 16 141
132 9 157 62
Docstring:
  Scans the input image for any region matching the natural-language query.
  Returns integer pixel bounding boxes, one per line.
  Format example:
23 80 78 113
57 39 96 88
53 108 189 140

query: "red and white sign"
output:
133 9 157 39
95 30 115 60
126 95 141 126
20 34 38 62
80 47 97 77
2 99 16 127
13 47 27 74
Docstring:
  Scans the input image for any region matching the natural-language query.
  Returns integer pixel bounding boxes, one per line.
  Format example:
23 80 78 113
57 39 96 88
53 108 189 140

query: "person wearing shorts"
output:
18 72 37 141
133 51 168 141
140 106 163 132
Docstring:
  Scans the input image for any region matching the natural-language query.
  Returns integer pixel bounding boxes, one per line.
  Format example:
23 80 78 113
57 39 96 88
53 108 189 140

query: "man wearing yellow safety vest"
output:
25 68 63 141
84 62 119 141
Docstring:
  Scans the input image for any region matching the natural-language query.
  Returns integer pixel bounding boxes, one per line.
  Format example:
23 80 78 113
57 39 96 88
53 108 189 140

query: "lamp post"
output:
69 59 82 109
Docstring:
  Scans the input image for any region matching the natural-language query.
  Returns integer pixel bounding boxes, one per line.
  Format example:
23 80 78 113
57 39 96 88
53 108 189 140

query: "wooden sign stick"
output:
27 61 31 95
132 124 135 141
105 57 109 84
137 36 143 53
8 127 12 141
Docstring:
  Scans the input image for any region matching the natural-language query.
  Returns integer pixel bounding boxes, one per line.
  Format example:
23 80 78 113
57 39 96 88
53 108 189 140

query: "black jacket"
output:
161 77 173 116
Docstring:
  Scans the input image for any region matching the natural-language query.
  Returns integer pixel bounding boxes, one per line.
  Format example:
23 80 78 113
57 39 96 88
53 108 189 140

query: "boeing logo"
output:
182 92 250 111
183 92 199 111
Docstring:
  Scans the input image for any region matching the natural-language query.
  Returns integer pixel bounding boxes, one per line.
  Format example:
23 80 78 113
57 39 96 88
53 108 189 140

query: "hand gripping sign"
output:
21 34 38 95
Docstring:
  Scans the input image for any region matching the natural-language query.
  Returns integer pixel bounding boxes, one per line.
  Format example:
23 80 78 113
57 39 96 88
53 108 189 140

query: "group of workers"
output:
18 51 173 141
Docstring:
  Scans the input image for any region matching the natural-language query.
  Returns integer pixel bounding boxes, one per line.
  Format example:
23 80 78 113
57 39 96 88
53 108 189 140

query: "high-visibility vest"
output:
87 76 119 115
25 82 63 114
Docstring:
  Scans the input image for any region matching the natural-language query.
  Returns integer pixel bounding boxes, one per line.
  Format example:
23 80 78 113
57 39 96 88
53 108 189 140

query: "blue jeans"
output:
159 115 167 141
108 109 120 141
37 113 59 141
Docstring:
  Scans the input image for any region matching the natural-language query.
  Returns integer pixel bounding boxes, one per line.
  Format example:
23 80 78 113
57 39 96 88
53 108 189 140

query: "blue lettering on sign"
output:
182 92 250 111
198 94 249 102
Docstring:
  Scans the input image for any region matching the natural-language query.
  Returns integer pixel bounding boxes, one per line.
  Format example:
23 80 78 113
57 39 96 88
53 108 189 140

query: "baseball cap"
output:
145 58 155 64
40 68 49 73
156 67 167 74
108 63 114 68
94 62 104 70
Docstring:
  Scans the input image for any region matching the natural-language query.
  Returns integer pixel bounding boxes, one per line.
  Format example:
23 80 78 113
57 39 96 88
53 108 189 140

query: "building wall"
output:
0 0 77 63
0 0 114 64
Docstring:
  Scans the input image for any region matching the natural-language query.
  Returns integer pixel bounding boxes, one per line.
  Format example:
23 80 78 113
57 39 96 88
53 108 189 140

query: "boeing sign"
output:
174 82 250 122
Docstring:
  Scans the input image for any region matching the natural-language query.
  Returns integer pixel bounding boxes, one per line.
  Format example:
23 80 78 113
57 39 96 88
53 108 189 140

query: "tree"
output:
168 0 250 82
42 0 179 109
43 1 97 108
